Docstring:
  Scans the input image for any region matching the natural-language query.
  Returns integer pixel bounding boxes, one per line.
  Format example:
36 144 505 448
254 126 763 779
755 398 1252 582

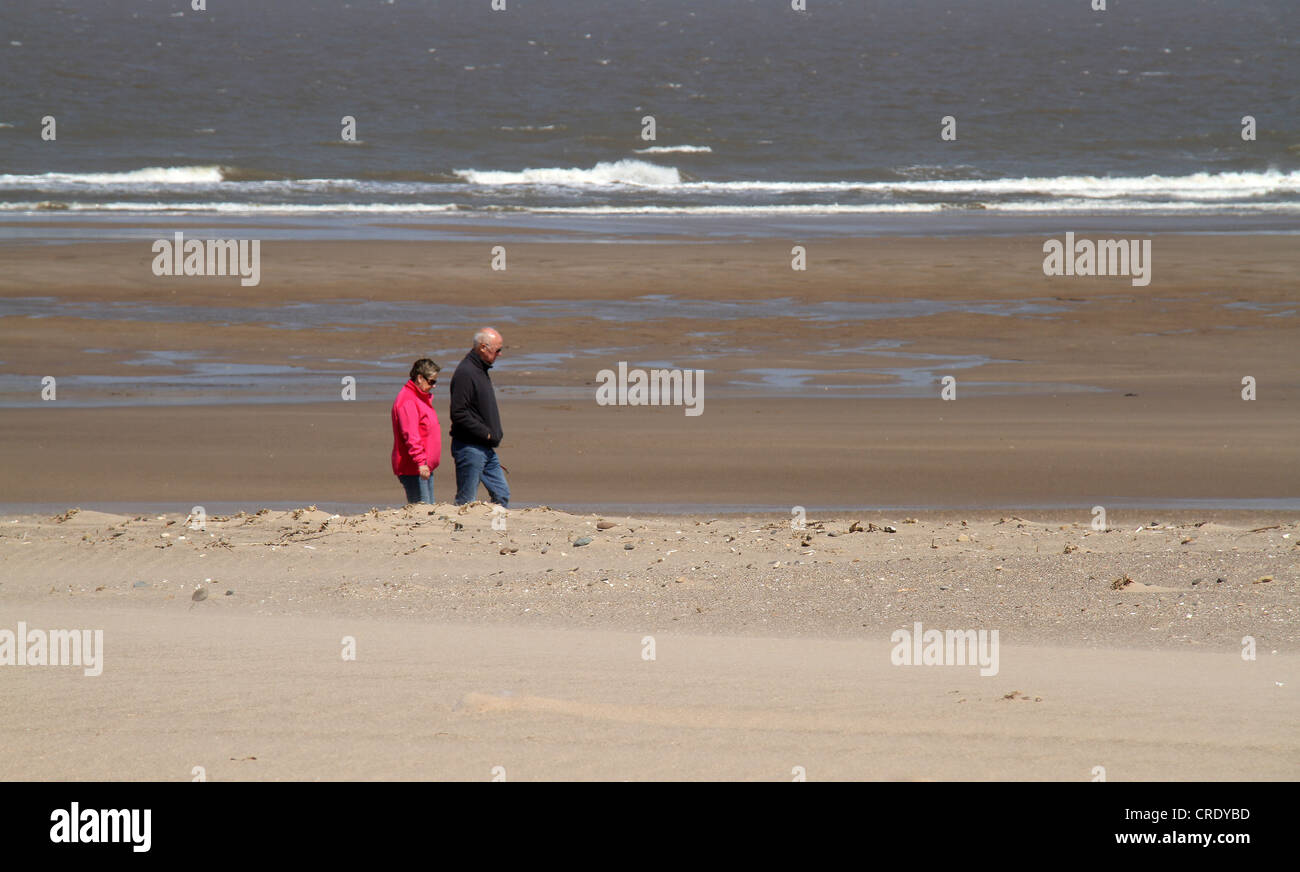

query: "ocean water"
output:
1 0 1297 225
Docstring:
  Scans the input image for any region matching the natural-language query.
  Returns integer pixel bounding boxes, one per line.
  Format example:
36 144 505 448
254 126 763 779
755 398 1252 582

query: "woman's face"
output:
415 373 437 394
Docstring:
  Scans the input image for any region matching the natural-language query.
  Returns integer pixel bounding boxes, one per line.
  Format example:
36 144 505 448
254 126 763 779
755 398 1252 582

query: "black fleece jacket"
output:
449 351 503 448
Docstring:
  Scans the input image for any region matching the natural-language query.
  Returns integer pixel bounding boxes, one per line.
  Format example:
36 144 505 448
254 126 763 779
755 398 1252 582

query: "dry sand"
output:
0 504 1296 780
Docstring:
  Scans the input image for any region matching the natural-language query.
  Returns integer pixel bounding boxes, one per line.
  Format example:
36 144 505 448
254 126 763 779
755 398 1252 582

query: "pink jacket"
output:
391 379 441 475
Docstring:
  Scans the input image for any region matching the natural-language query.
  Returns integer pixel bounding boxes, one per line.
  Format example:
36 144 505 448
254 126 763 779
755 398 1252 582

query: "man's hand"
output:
418 464 431 479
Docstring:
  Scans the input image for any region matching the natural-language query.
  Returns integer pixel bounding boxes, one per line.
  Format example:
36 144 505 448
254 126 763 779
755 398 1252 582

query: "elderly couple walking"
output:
389 328 509 507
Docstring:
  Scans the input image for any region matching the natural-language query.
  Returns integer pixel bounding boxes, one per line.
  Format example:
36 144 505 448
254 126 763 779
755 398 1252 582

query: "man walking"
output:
450 327 510 506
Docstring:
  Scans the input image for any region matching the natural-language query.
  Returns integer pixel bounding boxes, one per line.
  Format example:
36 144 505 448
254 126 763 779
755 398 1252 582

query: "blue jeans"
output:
397 473 433 505
451 440 509 506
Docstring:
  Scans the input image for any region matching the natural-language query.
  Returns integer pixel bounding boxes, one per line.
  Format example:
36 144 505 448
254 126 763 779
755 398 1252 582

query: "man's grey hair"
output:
474 327 498 347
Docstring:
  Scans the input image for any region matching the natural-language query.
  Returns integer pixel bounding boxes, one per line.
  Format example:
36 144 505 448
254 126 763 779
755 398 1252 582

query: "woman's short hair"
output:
409 358 441 381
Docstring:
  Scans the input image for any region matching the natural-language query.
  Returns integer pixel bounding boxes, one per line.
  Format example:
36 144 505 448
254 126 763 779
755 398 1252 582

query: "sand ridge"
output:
3 502 1295 650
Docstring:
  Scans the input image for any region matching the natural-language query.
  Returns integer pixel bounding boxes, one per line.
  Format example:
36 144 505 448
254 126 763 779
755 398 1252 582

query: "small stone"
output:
596 521 616 530
882 525 897 533
225 590 234 596
191 588 209 602
624 543 634 550
957 534 970 542
573 536 592 547
133 581 149 588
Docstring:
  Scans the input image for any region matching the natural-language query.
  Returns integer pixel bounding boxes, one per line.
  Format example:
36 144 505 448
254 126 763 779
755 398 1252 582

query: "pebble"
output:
191 588 208 602
573 537 592 547
132 581 149 588
624 543 634 550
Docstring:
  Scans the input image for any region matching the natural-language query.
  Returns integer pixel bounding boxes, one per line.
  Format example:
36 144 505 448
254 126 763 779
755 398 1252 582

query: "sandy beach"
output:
1 232 1297 781
1 503 1296 781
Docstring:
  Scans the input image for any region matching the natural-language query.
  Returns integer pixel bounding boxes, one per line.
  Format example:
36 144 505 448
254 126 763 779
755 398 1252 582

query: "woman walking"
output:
391 358 442 504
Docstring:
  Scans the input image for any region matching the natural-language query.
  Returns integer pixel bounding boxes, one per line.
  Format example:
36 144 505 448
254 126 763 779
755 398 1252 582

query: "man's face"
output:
478 336 503 364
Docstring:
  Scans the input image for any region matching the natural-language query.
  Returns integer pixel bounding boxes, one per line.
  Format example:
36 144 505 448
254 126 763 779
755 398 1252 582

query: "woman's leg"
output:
398 474 423 504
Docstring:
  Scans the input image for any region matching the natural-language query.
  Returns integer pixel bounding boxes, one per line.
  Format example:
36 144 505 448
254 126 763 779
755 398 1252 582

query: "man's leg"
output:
451 440 487 505
478 448 510 508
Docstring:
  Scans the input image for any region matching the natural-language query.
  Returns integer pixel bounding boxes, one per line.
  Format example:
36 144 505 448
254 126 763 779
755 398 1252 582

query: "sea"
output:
1 0 1298 240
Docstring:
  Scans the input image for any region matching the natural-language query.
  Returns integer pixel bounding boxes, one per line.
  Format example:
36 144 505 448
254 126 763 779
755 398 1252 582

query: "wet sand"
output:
0 395 1298 511
1 234 1298 510
1 235 1297 404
